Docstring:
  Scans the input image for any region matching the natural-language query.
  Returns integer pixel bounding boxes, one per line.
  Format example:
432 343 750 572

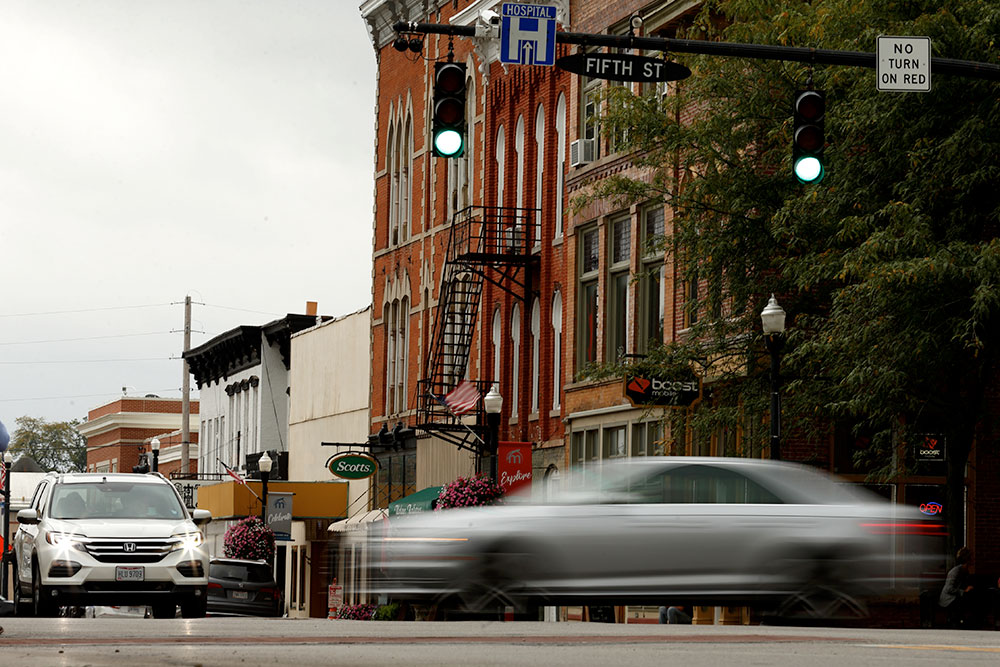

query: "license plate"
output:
232 590 248 600
115 566 145 582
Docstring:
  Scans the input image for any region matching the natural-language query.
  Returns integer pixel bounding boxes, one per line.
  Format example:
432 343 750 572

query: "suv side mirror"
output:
191 509 212 526
17 508 39 525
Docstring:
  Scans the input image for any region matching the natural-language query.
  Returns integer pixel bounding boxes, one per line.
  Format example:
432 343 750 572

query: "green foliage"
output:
9 416 87 472
373 602 401 621
579 0 1000 485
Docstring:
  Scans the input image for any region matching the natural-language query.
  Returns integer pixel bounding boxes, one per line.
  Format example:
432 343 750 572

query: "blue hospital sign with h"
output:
500 3 556 66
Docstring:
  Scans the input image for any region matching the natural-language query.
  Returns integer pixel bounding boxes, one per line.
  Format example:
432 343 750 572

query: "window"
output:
603 426 627 459
492 307 502 381
530 298 540 414
636 466 783 504
580 47 602 160
510 303 521 415
555 94 566 239
290 546 298 608
631 421 666 457
570 429 600 468
495 126 506 206
551 291 562 410
534 104 544 248
387 114 412 246
385 297 409 415
578 225 600 369
685 270 699 328
298 547 307 610
515 115 525 210
639 205 665 354
607 214 631 360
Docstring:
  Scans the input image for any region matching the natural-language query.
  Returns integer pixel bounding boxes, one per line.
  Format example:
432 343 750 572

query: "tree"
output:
9 416 87 472
582 0 1000 553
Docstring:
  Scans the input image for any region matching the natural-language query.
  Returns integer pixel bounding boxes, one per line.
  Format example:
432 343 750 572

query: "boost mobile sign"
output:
624 372 702 408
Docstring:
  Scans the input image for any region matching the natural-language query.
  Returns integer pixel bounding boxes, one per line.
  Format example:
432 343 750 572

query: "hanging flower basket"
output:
223 515 276 561
435 473 505 510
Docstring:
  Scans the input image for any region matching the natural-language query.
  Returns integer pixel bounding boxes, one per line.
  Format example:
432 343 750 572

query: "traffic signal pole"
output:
393 21 1000 82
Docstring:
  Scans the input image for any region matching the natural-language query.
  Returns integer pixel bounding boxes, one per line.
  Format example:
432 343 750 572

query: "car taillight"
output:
208 582 223 590
260 587 277 600
861 521 948 536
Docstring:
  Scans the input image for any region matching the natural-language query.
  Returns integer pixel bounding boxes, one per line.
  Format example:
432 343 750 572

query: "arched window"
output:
510 303 521 415
495 125 506 207
555 94 566 239
515 115 525 210
534 104 545 248
387 121 397 246
530 297 540 414
384 302 394 413
551 290 562 410
492 307 502 383
400 117 411 242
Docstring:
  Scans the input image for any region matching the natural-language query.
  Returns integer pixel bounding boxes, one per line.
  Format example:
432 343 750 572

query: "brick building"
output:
78 396 199 475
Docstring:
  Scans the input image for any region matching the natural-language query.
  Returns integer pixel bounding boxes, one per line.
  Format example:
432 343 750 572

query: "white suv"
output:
12 472 212 618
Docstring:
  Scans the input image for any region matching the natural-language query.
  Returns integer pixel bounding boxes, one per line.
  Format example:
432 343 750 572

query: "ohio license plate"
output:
232 590 249 600
115 566 145 582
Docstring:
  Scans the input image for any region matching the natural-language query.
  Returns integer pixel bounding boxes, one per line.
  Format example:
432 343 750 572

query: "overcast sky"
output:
0 1 377 426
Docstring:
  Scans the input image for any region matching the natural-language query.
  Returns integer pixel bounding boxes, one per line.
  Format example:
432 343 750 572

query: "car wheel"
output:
32 562 57 617
766 556 868 624
181 595 207 619
12 562 32 617
151 601 177 619
459 548 529 616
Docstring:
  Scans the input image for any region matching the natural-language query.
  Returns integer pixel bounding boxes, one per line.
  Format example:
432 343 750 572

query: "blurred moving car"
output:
206 558 283 617
368 458 946 621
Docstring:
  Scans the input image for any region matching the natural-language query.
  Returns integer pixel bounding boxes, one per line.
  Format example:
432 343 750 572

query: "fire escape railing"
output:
417 205 539 452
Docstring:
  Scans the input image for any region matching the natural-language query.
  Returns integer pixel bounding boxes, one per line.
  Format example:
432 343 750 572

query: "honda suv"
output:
12 472 212 618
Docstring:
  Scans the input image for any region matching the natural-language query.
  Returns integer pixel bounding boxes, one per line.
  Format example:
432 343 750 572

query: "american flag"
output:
219 460 247 487
434 380 481 416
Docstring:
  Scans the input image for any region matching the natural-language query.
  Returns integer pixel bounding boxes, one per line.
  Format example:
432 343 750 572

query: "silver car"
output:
368 458 946 620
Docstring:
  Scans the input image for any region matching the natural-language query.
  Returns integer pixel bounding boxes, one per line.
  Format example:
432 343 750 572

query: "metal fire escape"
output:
417 205 539 452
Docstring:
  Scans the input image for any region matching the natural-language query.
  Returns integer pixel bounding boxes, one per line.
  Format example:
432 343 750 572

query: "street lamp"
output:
761 295 786 461
258 450 272 526
2 450 12 600
483 384 503 481
150 438 161 473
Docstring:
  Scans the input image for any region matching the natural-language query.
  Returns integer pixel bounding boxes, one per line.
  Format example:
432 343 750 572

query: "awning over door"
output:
388 486 442 517
327 508 388 533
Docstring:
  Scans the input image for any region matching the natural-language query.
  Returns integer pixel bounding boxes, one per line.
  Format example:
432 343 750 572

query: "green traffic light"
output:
434 129 464 158
794 155 823 184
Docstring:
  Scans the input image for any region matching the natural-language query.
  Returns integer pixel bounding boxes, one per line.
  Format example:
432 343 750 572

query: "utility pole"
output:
181 295 192 473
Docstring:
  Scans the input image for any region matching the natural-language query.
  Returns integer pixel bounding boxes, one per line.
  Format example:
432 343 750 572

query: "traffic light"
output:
792 90 825 184
431 62 467 158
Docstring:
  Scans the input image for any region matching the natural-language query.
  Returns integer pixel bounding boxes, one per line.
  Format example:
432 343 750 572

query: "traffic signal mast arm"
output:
392 21 1000 82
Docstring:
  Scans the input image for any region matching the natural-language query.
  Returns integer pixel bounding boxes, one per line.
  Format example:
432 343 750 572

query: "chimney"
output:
305 301 317 316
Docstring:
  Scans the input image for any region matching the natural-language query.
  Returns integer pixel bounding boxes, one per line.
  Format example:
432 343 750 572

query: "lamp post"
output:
761 295 787 461
2 450 12 600
483 384 503 481
150 438 160 473
258 451 272 526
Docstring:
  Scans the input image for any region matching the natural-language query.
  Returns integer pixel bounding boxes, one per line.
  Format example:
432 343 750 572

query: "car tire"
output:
12 562 32 617
32 561 57 617
181 595 207 619
459 548 529 616
151 601 177 619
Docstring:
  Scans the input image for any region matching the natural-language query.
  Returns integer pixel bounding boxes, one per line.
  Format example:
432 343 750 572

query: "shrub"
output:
435 474 504 510
336 603 377 620
373 602 401 621
223 516 275 561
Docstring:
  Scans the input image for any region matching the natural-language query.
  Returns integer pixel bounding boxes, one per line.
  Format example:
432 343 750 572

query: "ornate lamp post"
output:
150 438 161 473
258 451 272 526
761 295 787 461
483 385 503 481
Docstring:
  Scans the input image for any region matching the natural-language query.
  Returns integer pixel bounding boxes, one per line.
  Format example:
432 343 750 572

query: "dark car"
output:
206 558 283 617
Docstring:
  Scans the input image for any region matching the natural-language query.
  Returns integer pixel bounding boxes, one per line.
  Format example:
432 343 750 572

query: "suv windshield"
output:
50 482 186 520
211 563 274 583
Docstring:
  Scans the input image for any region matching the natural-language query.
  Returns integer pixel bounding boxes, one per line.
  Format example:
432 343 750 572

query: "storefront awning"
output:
388 486 442 517
327 508 387 533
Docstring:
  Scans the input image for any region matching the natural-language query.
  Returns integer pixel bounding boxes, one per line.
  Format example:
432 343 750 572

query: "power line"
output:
0 389 181 403
0 303 173 318
0 331 173 346
0 357 172 365
202 303 284 317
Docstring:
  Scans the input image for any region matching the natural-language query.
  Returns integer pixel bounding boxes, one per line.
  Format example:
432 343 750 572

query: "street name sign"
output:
556 52 691 82
877 35 931 92
499 3 556 66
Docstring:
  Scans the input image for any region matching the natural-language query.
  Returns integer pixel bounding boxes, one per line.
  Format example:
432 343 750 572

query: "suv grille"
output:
85 538 174 563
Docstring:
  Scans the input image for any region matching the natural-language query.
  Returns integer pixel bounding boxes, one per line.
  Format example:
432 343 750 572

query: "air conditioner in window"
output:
569 138 595 167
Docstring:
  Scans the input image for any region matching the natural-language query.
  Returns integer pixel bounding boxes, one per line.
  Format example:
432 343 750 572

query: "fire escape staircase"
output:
417 205 539 453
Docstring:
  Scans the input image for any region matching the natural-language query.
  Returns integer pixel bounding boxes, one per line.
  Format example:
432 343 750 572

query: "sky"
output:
0 1 377 426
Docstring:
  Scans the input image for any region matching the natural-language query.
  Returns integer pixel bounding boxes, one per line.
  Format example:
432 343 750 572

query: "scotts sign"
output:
328 453 378 480
624 372 702 408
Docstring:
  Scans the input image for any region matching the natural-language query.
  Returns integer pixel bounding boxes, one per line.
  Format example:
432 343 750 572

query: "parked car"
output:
206 558 283 617
12 471 212 618
368 458 947 621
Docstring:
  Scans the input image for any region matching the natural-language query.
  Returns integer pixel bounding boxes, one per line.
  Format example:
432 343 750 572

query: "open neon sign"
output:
919 501 943 516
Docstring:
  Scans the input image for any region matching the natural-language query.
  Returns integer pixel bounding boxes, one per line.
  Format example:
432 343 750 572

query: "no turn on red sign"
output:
877 36 932 92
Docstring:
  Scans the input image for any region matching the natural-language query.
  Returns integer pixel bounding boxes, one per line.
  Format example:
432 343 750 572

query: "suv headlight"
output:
170 531 204 553
45 531 88 552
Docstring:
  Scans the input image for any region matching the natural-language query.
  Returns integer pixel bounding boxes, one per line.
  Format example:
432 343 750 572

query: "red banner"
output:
498 441 532 494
